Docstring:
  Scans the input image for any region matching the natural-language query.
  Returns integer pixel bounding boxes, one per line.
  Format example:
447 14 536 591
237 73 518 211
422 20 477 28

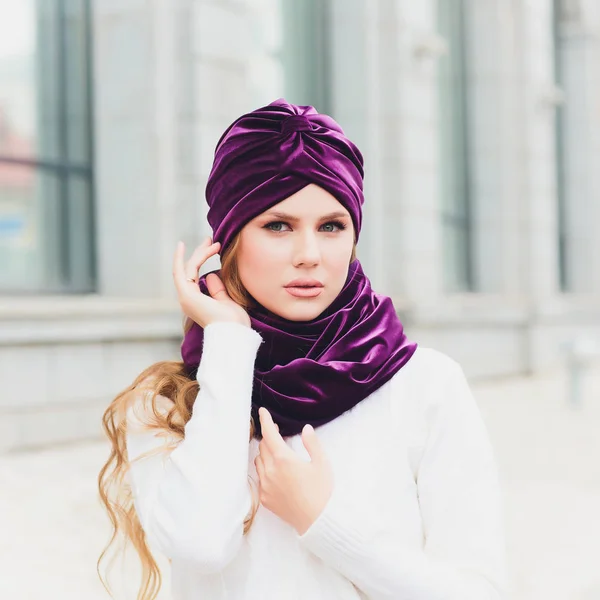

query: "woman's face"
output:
237 184 355 321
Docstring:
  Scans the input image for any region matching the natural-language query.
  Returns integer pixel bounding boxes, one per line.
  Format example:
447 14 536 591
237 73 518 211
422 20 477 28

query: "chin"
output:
266 300 329 322
284 307 325 321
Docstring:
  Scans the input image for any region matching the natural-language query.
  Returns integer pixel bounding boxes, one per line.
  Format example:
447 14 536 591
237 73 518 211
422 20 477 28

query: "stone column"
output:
462 0 524 295
513 0 562 302
93 0 178 298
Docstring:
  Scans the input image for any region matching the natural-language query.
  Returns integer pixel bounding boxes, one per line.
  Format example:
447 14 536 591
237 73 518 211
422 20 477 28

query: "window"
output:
0 0 95 294
437 0 473 292
553 0 569 291
279 0 331 114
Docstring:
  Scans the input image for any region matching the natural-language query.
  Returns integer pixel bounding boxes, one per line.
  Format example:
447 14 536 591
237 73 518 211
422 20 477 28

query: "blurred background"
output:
0 0 599 598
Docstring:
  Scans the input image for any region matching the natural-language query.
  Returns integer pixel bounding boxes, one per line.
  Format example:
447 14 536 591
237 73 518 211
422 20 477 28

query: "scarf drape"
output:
182 260 418 438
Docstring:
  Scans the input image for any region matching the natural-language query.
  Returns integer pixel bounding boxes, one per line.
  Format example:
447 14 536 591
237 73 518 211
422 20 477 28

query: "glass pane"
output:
443 220 470 293
0 164 95 293
0 163 63 292
0 0 92 164
35 0 62 162
65 173 95 291
553 0 568 291
0 0 38 161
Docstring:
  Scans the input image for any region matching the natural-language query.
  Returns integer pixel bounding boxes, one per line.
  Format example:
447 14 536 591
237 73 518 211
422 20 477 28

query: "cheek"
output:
237 235 283 295
323 248 353 296
240 231 285 265
328 245 354 276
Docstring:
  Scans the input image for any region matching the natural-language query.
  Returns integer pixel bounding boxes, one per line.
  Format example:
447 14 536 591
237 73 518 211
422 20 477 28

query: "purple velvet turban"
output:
182 98 418 438
206 98 365 253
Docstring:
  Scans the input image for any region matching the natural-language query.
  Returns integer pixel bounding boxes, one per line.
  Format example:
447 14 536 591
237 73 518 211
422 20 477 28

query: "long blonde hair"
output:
97 233 357 600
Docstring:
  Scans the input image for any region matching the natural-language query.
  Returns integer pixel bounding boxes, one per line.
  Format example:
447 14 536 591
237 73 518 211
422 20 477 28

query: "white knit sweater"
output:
126 322 507 599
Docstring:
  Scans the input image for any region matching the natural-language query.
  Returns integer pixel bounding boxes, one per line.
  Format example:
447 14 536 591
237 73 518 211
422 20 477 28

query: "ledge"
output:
533 294 600 323
393 293 531 327
392 292 600 328
0 295 184 345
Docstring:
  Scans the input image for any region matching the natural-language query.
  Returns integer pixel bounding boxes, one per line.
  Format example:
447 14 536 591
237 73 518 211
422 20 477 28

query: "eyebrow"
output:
262 211 350 222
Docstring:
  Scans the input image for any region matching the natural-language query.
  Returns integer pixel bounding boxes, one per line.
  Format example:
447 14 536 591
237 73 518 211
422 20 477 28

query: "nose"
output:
292 230 321 268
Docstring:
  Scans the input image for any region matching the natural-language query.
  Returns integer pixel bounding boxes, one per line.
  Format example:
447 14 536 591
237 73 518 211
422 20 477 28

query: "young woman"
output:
98 99 507 600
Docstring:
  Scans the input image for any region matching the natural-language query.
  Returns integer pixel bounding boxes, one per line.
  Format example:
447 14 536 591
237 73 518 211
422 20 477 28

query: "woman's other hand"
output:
173 238 251 328
254 407 334 536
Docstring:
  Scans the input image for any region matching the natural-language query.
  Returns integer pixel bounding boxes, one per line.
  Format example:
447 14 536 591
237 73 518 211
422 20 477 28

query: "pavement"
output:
0 362 598 600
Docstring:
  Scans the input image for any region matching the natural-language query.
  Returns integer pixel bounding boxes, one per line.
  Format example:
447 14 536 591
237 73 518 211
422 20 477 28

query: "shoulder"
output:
390 345 464 399
387 346 472 441
404 345 462 376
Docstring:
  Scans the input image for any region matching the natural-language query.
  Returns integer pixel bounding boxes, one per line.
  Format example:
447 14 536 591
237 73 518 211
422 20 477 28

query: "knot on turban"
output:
205 98 365 253
280 114 314 135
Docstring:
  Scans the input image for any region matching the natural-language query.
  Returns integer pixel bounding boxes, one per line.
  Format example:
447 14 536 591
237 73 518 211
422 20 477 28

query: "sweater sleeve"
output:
297 356 509 600
125 321 262 573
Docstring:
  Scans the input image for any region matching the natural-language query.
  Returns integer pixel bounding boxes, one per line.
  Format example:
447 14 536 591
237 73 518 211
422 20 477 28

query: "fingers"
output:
301 424 325 463
206 272 230 302
184 237 220 282
259 407 288 455
172 238 220 294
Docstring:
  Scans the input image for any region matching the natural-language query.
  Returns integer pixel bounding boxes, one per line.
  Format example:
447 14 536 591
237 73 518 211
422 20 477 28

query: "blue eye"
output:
320 221 346 232
264 221 290 232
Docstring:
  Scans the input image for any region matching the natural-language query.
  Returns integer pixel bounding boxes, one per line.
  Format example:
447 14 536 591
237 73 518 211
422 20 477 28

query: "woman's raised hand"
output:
173 237 251 328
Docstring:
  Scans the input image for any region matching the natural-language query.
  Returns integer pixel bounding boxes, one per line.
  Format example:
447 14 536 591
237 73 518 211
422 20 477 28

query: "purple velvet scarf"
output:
182 260 418 438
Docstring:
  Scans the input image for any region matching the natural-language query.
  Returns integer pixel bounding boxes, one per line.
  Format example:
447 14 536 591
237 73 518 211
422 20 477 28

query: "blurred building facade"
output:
1 0 599 451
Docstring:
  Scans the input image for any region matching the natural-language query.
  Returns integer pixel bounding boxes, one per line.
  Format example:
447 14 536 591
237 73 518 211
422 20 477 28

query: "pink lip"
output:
285 287 323 298
285 278 324 288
